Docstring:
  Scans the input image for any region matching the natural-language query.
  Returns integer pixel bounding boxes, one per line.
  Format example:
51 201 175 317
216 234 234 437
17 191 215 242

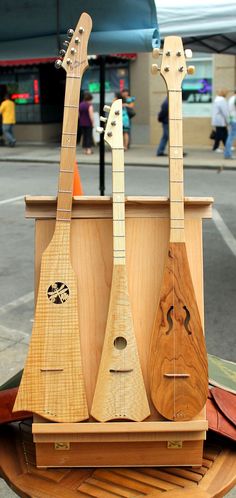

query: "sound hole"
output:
114 337 127 350
166 306 174 334
47 282 70 304
183 305 192 335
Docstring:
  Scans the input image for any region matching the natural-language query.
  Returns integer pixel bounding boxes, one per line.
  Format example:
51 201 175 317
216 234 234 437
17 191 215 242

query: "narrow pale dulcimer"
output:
91 100 150 422
13 13 92 422
149 37 208 421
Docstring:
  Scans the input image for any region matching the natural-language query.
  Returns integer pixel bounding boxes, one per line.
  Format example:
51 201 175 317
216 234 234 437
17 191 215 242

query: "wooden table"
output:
0 421 235 498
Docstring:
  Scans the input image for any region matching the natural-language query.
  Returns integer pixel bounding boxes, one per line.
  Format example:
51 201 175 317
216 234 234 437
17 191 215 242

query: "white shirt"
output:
212 96 229 127
228 94 236 123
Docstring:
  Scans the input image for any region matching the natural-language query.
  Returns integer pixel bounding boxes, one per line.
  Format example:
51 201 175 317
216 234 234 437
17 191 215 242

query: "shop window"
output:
182 55 213 117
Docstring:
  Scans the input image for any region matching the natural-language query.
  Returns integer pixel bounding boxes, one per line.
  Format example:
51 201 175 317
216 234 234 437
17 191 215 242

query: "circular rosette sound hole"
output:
47 282 70 304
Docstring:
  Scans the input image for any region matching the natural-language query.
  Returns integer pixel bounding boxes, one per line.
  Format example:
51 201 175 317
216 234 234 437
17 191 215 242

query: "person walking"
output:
120 88 135 149
78 92 94 155
211 89 229 152
0 93 16 147
224 89 236 159
156 97 168 156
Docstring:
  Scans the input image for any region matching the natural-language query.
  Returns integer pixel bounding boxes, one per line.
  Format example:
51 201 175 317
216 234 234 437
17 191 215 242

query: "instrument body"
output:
149 37 208 421
13 13 92 422
91 100 150 422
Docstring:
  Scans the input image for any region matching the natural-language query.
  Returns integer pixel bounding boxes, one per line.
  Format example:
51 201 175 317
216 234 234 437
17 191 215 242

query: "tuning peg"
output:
111 120 116 126
55 59 63 69
176 51 182 57
107 131 113 137
75 37 80 44
187 65 195 75
100 116 107 122
97 126 104 134
115 110 120 115
66 58 72 65
70 47 76 54
179 66 184 72
79 27 84 34
152 48 162 58
67 28 74 38
103 105 111 112
151 64 160 75
63 40 69 47
185 49 193 59
164 66 170 72
59 49 66 57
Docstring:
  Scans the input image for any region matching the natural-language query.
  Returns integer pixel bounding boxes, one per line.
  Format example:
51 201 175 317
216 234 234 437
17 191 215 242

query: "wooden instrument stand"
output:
25 195 213 468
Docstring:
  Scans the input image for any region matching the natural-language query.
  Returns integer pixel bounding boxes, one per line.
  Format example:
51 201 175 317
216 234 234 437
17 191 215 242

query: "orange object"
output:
73 161 84 196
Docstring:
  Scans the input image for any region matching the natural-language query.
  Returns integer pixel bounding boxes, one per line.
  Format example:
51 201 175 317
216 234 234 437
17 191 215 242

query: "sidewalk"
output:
0 142 236 170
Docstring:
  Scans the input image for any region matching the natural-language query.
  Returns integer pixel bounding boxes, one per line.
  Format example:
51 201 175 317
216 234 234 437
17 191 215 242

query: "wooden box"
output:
25 195 213 468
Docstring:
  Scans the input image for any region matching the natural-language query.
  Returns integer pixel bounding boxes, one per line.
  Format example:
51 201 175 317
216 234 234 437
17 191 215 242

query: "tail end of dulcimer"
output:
149 242 208 421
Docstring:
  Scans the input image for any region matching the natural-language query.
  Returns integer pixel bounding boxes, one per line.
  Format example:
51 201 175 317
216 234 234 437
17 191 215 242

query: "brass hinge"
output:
167 440 183 449
54 442 70 450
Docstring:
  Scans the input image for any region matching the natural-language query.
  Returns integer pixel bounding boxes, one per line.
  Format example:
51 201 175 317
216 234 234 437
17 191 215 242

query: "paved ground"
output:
0 145 235 496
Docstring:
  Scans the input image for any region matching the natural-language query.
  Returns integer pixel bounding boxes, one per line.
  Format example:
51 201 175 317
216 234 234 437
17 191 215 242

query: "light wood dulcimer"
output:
149 37 208 421
13 13 92 423
91 100 150 422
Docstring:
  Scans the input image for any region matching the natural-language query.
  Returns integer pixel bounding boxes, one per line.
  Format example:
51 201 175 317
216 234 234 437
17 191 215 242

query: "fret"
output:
56 218 71 222
57 209 71 212
61 145 76 148
62 132 77 135
58 190 72 194
64 105 78 108
60 169 74 173
67 75 81 79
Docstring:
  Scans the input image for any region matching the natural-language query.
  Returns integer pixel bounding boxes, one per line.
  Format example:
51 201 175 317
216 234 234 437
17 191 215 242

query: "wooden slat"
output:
79 481 124 498
85 477 138 497
139 468 197 488
93 470 160 495
163 468 202 483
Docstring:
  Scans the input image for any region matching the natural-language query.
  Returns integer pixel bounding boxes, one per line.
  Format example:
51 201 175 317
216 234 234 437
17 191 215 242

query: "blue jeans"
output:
2 124 16 146
157 123 168 155
224 122 236 158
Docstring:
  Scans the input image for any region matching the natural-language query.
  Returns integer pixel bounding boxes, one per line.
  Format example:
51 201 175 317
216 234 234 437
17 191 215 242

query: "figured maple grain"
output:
149 242 208 421
91 264 150 422
13 223 88 422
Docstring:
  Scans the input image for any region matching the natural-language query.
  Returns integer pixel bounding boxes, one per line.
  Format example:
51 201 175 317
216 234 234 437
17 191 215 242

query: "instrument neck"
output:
56 76 81 227
168 90 185 243
112 148 126 265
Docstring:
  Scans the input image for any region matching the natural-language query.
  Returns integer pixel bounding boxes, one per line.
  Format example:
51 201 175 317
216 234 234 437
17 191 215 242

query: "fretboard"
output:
56 77 81 223
168 90 185 243
112 149 126 265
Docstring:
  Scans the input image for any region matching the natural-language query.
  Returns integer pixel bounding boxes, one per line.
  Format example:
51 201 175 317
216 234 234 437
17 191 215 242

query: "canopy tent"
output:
0 0 159 62
156 0 236 54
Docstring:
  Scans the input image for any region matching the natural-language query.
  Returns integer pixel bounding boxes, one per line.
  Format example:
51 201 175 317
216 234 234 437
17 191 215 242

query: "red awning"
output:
0 57 57 67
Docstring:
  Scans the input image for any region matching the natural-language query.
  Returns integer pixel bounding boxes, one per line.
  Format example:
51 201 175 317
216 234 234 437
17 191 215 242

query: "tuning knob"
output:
107 131 113 137
67 28 74 38
75 37 80 44
66 58 72 65
79 27 84 34
187 65 195 75
152 48 162 58
97 126 104 134
63 40 69 47
100 116 107 122
151 64 160 75
59 49 66 57
70 47 76 54
185 49 193 59
103 105 111 112
55 59 63 69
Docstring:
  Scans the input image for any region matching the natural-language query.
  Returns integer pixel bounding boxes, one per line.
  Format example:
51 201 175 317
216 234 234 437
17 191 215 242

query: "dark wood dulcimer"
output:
149 37 208 421
13 13 92 423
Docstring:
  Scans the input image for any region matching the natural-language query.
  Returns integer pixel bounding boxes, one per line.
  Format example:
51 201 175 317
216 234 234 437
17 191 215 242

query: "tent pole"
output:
99 55 105 196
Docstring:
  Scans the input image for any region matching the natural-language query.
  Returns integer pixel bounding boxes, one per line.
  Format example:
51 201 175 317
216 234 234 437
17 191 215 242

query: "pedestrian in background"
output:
0 93 16 147
211 89 229 152
156 97 168 156
224 89 236 159
78 92 94 155
120 88 136 149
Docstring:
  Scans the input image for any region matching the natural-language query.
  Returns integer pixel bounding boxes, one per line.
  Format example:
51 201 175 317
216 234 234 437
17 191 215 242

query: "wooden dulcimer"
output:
13 13 92 423
91 100 150 422
149 37 208 421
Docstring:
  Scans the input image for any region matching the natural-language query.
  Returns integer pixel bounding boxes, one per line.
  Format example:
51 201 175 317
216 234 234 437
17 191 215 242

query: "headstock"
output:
151 36 195 91
55 12 92 77
97 99 123 150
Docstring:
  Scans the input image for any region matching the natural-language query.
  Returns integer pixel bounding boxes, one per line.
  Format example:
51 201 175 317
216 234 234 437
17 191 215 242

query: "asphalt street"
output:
0 160 236 496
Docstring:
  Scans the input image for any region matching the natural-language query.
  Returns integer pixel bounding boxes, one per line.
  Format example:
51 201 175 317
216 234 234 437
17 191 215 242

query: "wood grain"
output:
13 223 88 422
149 242 208 420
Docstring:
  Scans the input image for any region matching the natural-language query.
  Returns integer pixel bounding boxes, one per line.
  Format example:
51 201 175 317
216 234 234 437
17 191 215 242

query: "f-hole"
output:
183 306 192 335
166 306 174 335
